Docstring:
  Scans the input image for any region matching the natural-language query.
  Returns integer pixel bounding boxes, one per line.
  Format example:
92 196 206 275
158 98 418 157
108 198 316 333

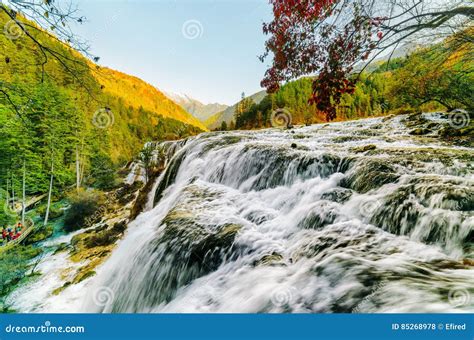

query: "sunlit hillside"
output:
0 10 204 194
93 68 207 130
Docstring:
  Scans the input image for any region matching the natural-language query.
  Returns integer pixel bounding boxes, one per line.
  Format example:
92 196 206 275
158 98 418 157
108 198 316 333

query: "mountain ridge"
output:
207 90 267 129
162 90 228 123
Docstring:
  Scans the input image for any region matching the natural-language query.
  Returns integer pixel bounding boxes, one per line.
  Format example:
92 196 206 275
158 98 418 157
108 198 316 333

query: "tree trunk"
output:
22 160 26 225
76 145 80 192
6 177 9 209
44 159 54 226
11 173 15 210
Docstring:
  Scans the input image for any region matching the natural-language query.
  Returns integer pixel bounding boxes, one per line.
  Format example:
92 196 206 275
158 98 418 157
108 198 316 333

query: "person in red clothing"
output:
15 223 22 238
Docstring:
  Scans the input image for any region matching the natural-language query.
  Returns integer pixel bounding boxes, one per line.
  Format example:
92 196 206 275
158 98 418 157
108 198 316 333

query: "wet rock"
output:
333 136 368 143
131 190 244 306
53 243 70 255
83 227 121 249
243 210 275 224
409 128 431 136
439 126 462 137
254 252 284 266
404 112 426 128
350 144 376 153
382 114 395 122
72 270 96 284
298 201 339 230
130 169 162 220
370 176 474 249
116 182 142 205
154 148 189 205
426 122 439 130
462 259 474 266
341 159 400 193
321 188 353 203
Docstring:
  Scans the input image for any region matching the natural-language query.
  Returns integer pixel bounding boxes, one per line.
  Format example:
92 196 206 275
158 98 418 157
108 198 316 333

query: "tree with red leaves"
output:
261 0 473 121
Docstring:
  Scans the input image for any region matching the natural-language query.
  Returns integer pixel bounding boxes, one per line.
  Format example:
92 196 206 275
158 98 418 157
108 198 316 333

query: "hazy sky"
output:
71 0 273 105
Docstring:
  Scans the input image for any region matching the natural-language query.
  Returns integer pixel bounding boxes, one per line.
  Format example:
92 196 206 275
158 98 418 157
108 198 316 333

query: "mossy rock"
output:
52 281 71 296
341 159 400 193
320 188 353 203
439 126 462 137
350 144 376 153
84 230 119 249
298 201 339 230
367 147 474 171
53 242 69 255
254 252 284 266
403 112 426 127
141 185 243 305
72 270 96 284
116 182 141 206
459 126 474 136
409 128 431 136
82 222 127 249
382 114 395 122
370 176 473 248
332 136 369 143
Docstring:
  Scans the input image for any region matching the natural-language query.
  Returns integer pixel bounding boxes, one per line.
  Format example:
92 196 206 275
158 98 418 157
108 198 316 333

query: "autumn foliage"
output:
261 0 471 121
261 0 388 121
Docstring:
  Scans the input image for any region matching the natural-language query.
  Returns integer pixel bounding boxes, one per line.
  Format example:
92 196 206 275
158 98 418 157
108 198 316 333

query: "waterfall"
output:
11 113 474 313
81 113 473 313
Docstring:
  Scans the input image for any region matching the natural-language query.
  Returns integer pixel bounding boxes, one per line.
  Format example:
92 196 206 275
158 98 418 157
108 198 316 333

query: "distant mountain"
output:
207 90 267 129
163 91 228 123
354 42 421 73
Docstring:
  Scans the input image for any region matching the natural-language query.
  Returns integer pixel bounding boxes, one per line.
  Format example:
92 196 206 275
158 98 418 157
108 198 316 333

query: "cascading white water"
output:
10 113 474 313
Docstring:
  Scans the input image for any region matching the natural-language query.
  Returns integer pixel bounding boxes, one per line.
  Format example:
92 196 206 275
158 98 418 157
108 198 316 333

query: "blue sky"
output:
72 0 273 105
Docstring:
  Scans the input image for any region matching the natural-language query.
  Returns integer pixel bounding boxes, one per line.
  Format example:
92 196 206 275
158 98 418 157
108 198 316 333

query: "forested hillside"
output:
206 90 267 130
225 31 473 130
0 10 203 208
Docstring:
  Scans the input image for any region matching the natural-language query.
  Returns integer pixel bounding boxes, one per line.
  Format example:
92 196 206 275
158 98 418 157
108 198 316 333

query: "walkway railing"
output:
0 218 36 252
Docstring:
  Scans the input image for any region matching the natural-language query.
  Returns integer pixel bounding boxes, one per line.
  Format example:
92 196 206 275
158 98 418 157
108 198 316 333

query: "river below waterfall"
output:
7 113 474 313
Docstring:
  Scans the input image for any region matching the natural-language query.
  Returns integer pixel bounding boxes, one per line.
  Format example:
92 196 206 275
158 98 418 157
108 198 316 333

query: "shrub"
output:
25 225 54 245
64 190 105 232
0 246 42 298
83 221 127 249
